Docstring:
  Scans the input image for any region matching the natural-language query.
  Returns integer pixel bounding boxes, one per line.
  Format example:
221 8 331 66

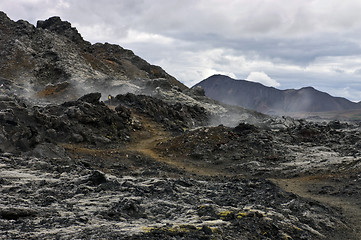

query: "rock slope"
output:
0 11 184 101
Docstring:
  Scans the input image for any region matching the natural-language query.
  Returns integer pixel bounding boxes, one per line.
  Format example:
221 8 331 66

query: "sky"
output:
1 0 361 102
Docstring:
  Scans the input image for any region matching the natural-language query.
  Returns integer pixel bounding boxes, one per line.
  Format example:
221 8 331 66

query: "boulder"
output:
78 92 101 104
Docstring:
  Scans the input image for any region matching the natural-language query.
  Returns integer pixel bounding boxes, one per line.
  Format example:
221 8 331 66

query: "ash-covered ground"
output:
0 152 349 240
1 89 360 240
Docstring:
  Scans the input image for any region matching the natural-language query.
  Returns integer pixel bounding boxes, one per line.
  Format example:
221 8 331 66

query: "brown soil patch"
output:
126 112 222 176
36 82 70 98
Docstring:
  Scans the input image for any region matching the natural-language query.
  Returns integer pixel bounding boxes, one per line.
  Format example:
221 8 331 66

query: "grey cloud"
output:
354 69 361 75
169 32 361 65
2 0 361 101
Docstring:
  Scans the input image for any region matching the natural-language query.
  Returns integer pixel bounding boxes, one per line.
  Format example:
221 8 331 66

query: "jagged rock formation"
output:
1 12 361 240
0 91 133 154
0 88 215 154
0 11 185 101
194 74 361 115
0 12 268 127
115 93 210 132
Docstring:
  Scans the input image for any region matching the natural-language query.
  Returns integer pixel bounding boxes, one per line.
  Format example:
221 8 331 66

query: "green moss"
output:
218 210 234 220
141 226 154 233
237 212 248 219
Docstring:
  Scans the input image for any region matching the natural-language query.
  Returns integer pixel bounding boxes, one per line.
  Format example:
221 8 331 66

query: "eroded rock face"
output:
36 16 84 45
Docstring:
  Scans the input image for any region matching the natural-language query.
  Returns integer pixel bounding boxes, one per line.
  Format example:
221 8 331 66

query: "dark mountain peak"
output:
36 16 84 44
300 86 315 91
204 74 275 89
195 74 361 114
205 74 234 81
210 74 232 79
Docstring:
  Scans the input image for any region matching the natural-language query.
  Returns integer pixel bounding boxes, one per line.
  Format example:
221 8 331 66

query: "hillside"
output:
1 13 361 240
194 74 361 115
0 11 185 101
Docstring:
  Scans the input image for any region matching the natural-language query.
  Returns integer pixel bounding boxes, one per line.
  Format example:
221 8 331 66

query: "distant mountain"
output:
194 74 361 114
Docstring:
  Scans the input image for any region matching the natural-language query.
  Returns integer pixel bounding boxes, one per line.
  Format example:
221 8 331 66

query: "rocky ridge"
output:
1 12 361 240
195 74 361 117
0 11 184 102
0 12 263 126
0 91 133 154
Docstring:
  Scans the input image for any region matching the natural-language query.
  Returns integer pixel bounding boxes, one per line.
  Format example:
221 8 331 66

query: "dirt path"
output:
126 114 170 163
126 113 221 176
271 176 361 240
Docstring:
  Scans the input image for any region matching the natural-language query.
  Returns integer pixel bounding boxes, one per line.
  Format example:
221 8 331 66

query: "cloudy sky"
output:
1 0 361 102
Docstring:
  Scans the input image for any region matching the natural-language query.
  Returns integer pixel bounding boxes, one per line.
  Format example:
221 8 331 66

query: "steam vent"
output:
0 10 361 240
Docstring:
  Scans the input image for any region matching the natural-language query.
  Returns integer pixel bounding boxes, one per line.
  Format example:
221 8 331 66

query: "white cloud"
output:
75 23 116 43
122 29 174 44
246 72 280 87
152 48 238 87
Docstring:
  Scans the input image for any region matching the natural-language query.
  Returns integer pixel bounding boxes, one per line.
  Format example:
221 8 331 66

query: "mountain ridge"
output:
0 11 186 101
194 74 361 114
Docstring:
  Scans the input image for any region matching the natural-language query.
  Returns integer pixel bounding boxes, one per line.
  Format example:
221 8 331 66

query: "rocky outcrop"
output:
36 16 85 45
0 91 133 154
156 119 361 177
0 12 268 128
115 93 210 132
0 11 185 102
